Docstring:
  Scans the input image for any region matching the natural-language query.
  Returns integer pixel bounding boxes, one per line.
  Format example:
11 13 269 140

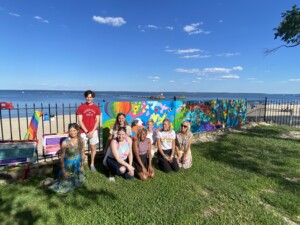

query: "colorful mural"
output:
102 100 247 144
226 99 247 127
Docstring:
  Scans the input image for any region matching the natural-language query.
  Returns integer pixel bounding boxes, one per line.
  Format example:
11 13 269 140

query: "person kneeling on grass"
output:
133 128 155 181
156 118 179 173
48 123 85 194
105 127 134 180
175 121 193 169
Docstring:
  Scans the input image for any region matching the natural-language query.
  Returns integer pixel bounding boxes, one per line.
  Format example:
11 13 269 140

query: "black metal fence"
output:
0 102 102 162
246 97 300 127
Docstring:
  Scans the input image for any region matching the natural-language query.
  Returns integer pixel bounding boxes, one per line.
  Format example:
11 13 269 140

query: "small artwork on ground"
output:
43 133 68 155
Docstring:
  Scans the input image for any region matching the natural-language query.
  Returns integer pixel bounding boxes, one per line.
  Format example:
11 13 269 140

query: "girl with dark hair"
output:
105 127 134 180
104 112 132 154
133 128 155 181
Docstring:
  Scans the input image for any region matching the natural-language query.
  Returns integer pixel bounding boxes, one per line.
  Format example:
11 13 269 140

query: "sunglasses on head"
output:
181 124 188 128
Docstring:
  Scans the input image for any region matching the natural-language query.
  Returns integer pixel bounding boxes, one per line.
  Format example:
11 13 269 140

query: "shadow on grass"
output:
199 127 300 193
0 152 118 224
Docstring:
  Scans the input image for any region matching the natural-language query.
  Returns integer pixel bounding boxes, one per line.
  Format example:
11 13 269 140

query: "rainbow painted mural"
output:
102 100 247 144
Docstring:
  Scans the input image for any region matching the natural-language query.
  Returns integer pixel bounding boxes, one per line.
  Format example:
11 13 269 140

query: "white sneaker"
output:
108 176 115 182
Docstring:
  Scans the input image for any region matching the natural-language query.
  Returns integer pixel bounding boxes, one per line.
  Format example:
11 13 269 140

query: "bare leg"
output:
90 144 97 167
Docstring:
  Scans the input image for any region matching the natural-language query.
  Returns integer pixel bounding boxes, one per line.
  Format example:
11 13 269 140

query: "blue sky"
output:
0 0 299 93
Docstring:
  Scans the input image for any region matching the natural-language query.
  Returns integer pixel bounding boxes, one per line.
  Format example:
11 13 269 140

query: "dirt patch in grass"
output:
281 131 300 139
203 207 218 218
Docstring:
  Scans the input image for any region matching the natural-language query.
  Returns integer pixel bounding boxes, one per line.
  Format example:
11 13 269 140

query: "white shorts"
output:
81 130 99 146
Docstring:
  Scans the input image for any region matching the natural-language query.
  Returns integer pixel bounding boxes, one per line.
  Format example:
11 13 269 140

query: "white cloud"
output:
175 66 243 76
165 47 210 59
219 74 240 79
216 52 240 57
203 68 232 74
9 12 21 17
174 68 201 75
181 54 211 59
183 22 202 32
203 66 243 74
92 16 126 27
233 66 243 71
169 80 175 83
148 76 160 82
34 16 49 23
176 48 203 54
139 25 174 31
288 79 300 82
146 24 159 29
165 26 174 30
183 22 210 35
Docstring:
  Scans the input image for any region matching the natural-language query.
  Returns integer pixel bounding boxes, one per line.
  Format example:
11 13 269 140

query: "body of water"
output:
0 90 299 107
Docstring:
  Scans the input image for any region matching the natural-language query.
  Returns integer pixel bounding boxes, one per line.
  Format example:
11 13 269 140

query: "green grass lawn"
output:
1 125 299 224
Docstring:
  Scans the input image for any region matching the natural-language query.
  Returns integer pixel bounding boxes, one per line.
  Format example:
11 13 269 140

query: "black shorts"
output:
133 153 148 173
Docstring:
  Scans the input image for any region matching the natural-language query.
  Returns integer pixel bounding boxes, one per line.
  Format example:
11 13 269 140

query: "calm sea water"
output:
0 90 299 107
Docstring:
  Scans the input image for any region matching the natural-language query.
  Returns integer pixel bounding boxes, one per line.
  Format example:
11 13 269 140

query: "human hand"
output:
148 166 153 174
87 131 93 138
128 165 135 173
80 165 84 172
128 170 134 177
168 156 174 163
142 167 148 176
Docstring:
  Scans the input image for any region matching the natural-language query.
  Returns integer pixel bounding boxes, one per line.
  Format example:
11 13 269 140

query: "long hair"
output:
147 119 154 130
68 123 84 150
112 112 129 131
180 121 192 136
162 118 172 132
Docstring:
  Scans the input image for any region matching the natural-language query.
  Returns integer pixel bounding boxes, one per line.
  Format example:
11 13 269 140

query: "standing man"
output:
77 90 101 171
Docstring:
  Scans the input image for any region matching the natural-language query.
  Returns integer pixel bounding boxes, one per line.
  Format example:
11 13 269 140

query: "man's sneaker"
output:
90 166 96 172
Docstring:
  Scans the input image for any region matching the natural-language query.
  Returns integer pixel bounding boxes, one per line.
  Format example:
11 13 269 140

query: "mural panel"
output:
102 99 247 145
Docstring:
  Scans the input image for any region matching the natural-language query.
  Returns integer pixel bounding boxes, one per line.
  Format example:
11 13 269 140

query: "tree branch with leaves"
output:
265 5 300 55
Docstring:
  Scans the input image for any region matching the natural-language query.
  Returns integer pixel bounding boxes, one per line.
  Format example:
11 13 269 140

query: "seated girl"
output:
175 121 193 169
49 123 85 194
133 128 155 181
105 127 134 180
146 119 157 158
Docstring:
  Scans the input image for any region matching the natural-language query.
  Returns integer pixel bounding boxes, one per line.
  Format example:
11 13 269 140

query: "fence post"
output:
289 109 293 126
263 97 267 122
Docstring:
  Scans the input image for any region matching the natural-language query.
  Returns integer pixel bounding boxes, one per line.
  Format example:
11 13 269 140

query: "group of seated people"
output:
103 113 194 181
49 113 193 193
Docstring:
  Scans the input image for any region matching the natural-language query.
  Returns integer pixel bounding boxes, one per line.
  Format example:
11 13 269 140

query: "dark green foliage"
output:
274 5 300 46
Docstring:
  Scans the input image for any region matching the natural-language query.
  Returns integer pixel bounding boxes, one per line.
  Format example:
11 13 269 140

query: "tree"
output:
265 5 300 54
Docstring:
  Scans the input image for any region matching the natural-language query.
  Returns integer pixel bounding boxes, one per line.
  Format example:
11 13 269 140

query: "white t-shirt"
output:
157 130 175 150
146 130 157 145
